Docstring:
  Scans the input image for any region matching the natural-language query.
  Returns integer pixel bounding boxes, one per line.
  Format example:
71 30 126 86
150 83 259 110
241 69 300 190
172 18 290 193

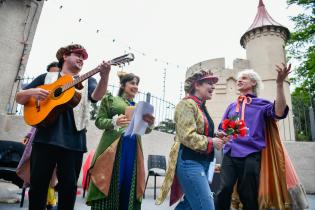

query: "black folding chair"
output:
0 140 25 206
143 155 166 200
0 140 25 186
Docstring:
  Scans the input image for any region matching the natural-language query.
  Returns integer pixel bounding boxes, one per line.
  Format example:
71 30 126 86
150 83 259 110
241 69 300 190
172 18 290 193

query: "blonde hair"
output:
237 69 263 96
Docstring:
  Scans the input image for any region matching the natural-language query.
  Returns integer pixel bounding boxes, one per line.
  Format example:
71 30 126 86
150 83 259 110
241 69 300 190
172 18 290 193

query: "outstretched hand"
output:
276 63 291 84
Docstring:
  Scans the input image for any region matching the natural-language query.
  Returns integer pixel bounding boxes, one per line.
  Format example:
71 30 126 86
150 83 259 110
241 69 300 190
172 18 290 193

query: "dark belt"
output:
180 144 214 162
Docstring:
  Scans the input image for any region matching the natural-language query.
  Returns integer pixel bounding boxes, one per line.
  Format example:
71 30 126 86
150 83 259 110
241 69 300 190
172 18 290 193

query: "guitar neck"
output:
62 68 100 92
61 53 134 92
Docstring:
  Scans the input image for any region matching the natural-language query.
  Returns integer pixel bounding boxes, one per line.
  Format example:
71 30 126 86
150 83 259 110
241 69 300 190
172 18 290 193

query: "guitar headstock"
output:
109 53 135 66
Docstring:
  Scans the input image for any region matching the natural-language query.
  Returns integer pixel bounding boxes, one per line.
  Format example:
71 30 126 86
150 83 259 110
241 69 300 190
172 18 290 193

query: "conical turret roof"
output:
240 0 290 48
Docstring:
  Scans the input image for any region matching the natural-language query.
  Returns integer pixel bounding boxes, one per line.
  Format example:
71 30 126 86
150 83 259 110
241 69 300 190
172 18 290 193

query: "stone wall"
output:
0 0 43 114
1 117 314 193
284 141 315 193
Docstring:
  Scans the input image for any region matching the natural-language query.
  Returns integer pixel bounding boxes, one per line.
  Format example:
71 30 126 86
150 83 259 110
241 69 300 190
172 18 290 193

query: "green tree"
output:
287 0 314 141
287 0 315 94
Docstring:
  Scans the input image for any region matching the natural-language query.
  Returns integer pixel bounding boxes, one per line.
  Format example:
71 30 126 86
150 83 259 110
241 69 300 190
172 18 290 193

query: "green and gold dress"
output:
86 93 146 210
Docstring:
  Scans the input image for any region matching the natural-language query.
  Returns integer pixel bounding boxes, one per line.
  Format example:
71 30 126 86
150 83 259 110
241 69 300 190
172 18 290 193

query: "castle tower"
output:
240 0 294 141
186 0 295 141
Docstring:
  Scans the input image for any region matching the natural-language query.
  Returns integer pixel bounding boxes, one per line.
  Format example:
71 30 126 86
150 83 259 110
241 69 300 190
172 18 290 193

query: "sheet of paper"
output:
208 158 216 184
124 101 154 136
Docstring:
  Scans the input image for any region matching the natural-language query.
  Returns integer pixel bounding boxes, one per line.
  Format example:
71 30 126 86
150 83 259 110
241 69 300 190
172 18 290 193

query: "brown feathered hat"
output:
184 69 218 94
56 44 88 62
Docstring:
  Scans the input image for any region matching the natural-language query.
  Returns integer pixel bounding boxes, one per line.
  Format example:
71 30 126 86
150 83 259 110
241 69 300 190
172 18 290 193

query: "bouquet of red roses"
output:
221 115 248 139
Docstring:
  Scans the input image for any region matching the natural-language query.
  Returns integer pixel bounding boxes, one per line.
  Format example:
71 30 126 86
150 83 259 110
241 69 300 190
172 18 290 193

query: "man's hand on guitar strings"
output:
31 88 50 101
98 61 111 78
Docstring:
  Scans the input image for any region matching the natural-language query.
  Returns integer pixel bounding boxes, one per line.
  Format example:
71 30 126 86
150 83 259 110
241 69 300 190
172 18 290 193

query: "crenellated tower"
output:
187 0 295 141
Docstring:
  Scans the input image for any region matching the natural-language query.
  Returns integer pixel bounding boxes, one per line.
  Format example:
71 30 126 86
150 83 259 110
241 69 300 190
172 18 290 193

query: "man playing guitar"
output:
16 44 111 210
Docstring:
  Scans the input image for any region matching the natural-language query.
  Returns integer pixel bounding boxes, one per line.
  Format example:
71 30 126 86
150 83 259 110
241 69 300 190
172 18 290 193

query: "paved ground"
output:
0 187 175 210
0 186 314 210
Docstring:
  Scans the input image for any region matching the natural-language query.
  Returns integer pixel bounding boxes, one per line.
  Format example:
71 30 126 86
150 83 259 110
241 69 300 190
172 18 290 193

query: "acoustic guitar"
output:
24 53 135 127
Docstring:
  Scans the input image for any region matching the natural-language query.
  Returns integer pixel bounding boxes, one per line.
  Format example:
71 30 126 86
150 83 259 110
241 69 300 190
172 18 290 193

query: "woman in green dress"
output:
86 72 155 210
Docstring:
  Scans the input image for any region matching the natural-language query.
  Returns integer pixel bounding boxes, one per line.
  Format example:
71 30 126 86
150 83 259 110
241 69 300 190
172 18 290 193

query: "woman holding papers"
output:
156 69 224 210
86 72 154 210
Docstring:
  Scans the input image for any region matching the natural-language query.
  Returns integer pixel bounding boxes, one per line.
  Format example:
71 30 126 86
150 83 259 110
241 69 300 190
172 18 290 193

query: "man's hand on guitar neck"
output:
16 88 50 105
98 61 111 78
91 61 111 101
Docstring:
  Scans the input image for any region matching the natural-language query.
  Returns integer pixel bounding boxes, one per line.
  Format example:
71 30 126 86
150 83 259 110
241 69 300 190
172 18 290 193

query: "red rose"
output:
229 121 236 129
237 120 246 129
222 119 230 130
233 134 238 139
239 128 247 137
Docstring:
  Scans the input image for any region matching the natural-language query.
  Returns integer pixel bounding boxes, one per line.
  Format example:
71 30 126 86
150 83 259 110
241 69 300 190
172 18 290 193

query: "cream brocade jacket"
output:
156 98 210 205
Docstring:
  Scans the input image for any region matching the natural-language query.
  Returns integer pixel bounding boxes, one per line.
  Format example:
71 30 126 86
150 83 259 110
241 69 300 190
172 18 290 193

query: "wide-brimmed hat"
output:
184 69 218 94
56 44 88 62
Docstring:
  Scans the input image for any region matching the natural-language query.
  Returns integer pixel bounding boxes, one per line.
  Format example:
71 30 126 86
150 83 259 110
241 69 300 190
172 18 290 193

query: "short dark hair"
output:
118 73 140 97
46 61 59 72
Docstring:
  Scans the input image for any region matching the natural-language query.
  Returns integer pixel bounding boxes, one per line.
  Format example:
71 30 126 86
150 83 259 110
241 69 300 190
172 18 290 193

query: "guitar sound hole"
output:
54 88 63 97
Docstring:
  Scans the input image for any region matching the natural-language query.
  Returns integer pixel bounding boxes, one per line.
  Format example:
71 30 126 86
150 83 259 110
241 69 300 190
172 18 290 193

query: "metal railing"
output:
95 84 175 126
9 77 176 126
10 76 315 139
11 76 35 116
292 95 315 141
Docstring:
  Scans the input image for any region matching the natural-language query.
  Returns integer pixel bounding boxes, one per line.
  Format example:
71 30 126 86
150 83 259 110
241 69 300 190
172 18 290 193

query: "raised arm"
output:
275 63 291 117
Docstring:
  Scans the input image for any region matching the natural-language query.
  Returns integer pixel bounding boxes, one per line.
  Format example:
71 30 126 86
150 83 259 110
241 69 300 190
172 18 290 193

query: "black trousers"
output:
215 151 261 210
29 143 83 210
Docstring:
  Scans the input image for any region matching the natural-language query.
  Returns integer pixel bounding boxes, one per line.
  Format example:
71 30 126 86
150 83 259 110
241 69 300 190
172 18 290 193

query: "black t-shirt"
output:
24 73 97 152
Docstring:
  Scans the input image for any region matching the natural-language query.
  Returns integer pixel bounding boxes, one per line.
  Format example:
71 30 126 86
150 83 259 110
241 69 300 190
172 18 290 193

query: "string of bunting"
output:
48 1 186 100
54 2 189 72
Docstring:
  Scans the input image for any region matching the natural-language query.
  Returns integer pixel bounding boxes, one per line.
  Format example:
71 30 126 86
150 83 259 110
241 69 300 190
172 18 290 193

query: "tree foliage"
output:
287 0 314 141
287 0 315 91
